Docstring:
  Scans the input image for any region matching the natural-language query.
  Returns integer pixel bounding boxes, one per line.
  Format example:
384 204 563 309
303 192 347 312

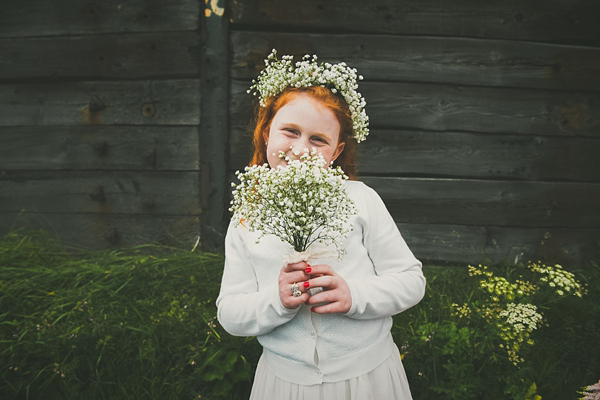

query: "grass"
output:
1 229 598 399
0 229 258 400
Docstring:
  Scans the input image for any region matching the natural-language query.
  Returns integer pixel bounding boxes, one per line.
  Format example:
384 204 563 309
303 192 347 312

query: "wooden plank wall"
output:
0 0 227 249
229 0 600 266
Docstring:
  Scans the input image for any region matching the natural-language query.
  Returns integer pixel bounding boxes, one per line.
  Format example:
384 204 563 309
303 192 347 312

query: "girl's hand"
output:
279 261 310 309
305 264 352 314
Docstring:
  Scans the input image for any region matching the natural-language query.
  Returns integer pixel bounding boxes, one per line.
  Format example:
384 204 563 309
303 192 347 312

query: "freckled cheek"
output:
268 139 292 153
319 149 335 164
266 143 290 167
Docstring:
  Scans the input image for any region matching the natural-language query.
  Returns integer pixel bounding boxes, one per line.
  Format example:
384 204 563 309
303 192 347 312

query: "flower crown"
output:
247 49 369 143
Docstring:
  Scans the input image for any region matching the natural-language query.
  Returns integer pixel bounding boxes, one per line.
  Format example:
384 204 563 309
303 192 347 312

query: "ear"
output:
331 141 345 162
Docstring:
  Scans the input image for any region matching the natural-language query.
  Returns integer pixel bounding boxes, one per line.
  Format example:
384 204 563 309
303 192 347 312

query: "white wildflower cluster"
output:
247 49 370 143
528 261 584 297
459 262 584 366
230 150 357 255
497 303 543 365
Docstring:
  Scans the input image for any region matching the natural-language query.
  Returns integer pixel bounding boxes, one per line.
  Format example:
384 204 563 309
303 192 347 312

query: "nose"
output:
289 138 313 159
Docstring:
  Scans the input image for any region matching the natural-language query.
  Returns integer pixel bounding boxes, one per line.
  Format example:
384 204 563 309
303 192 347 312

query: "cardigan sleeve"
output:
216 221 299 337
344 184 426 320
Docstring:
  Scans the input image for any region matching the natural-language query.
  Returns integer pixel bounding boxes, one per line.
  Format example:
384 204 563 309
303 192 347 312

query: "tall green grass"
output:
1 229 598 399
0 230 259 400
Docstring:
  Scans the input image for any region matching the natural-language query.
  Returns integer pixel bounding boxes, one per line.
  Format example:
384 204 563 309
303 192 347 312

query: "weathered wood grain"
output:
231 80 600 137
228 127 600 182
228 126 254 172
0 171 201 215
232 32 600 92
0 32 200 81
362 83 600 137
363 177 600 228
199 4 230 250
361 130 600 182
0 126 199 171
0 212 202 249
398 222 600 266
0 0 199 38
230 0 600 45
0 80 200 126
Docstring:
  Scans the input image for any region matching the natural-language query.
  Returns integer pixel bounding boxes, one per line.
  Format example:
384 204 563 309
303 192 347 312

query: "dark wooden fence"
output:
229 0 600 266
0 0 227 249
1 0 599 266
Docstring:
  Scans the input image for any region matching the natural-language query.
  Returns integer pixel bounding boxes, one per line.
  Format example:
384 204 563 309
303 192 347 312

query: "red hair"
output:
249 86 358 179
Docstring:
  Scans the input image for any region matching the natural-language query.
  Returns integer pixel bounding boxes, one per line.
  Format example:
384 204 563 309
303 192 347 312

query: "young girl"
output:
216 50 426 400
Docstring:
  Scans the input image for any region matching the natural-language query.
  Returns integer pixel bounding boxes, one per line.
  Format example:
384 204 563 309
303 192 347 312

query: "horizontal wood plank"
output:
0 171 201 215
362 177 600 228
0 0 200 38
228 127 600 182
231 80 600 137
232 32 600 92
230 0 600 45
0 32 200 81
0 212 202 249
0 80 200 126
398 222 600 267
361 130 600 182
0 126 200 171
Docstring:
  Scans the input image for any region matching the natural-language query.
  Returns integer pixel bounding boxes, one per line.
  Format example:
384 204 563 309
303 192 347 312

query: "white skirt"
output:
249 344 413 400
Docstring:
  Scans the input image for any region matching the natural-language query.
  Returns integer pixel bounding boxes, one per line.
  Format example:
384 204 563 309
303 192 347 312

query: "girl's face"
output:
266 94 345 169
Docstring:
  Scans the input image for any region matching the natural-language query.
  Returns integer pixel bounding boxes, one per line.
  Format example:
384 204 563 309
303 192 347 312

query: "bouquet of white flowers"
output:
229 150 357 259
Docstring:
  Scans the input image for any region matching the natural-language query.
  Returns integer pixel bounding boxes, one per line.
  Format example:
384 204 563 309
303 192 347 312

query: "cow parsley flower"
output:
230 151 357 256
459 262 584 366
528 261 584 297
497 303 543 365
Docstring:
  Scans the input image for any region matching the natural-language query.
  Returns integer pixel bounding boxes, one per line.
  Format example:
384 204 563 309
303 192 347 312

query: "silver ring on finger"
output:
291 282 302 297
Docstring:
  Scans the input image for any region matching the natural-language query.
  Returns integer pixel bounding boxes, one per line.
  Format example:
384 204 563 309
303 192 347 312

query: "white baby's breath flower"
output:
248 49 369 143
230 151 357 256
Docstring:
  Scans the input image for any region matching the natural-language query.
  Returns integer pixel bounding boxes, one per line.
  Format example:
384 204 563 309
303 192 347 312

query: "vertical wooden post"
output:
200 0 228 251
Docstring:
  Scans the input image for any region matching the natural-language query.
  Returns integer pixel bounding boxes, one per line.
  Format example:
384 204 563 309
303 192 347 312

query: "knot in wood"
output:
141 103 157 118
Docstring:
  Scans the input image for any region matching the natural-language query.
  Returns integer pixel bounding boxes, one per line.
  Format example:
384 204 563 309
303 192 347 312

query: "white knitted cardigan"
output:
216 180 426 385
